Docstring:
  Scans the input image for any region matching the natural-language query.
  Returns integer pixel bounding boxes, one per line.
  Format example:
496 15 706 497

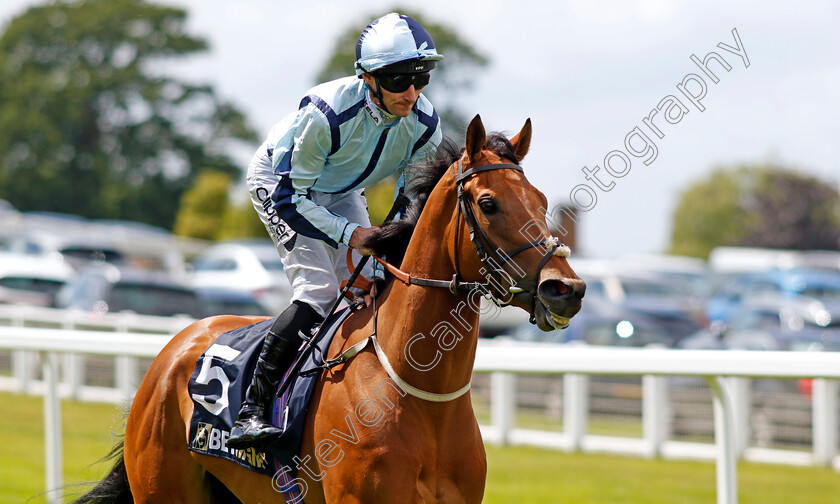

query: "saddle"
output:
187 305 358 481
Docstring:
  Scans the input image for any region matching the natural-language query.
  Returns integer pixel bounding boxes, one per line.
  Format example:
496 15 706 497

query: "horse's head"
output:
449 115 585 331
364 114 585 331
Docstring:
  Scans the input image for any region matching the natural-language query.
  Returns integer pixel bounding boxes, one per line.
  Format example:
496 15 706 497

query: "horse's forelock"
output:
482 133 520 165
363 132 520 265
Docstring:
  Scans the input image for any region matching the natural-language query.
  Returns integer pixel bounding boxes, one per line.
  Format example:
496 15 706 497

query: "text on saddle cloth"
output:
186 307 356 478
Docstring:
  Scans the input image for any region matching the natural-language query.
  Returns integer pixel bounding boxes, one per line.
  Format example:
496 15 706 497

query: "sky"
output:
2 0 839 259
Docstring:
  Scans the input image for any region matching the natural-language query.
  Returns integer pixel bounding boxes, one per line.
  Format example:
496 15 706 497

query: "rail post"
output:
642 374 667 458
563 373 588 451
812 379 838 466
43 351 63 504
490 372 516 445
706 376 738 504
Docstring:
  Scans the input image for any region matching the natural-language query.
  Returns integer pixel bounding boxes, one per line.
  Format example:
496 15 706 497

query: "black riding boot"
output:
227 301 322 449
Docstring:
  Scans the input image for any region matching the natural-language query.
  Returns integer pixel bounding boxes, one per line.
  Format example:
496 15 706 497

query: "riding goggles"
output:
375 71 431 93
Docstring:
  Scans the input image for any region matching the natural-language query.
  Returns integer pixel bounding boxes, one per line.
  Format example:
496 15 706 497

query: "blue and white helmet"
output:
354 13 444 76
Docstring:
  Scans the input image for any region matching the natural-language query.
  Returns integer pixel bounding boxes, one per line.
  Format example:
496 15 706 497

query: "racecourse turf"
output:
2 391 838 503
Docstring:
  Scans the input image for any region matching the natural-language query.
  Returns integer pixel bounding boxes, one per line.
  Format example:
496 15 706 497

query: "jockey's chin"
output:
387 99 417 117
381 86 420 117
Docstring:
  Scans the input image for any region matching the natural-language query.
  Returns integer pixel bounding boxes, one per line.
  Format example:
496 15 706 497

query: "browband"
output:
455 162 522 183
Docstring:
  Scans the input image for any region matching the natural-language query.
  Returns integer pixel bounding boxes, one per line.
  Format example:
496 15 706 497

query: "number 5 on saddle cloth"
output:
187 303 359 478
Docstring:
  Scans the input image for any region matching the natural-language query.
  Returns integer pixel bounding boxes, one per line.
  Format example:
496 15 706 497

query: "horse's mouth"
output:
548 312 571 330
532 299 578 331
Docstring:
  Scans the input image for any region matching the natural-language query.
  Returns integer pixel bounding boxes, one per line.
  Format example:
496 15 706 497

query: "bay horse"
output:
75 115 584 503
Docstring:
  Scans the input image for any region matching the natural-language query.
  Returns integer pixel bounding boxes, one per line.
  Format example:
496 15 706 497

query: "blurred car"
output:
706 268 840 324
709 246 840 273
5 230 125 269
505 298 672 348
196 288 272 317
187 240 291 313
56 263 204 318
680 296 840 352
615 254 713 298
569 261 706 344
0 252 75 306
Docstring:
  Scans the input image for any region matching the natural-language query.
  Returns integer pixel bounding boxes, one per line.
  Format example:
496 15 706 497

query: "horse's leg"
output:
124 317 265 503
124 336 214 503
193 452 293 504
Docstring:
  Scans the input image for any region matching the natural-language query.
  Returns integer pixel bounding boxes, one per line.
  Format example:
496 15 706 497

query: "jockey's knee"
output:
268 300 324 343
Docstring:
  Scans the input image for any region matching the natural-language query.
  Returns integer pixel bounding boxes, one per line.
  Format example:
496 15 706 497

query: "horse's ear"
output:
464 114 486 164
510 118 532 162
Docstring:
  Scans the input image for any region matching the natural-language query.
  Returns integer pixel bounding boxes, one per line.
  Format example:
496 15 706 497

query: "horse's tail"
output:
71 439 131 504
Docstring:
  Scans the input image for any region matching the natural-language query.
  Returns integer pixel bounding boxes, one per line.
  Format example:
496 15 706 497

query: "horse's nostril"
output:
539 279 568 299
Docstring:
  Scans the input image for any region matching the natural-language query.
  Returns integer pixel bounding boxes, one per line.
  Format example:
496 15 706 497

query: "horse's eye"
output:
478 198 498 215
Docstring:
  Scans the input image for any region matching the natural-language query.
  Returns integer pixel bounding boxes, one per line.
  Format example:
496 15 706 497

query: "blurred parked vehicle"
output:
56 263 204 318
0 252 75 306
187 240 291 313
6 230 125 269
505 298 672 347
681 296 840 352
569 259 706 344
0 233 12 252
709 246 840 273
706 268 840 324
615 254 713 298
196 288 272 317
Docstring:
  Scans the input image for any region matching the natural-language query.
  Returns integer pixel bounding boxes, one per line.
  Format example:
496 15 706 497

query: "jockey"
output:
228 12 444 449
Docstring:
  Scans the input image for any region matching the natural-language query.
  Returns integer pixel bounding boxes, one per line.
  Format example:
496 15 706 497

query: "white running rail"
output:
1 327 839 504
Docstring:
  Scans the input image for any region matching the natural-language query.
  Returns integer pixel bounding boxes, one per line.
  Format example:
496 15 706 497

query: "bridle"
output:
376 159 571 323
454 160 571 318
306 158 573 403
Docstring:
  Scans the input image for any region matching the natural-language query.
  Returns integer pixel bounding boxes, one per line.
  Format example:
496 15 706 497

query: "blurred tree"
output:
669 169 749 258
0 0 257 229
175 171 265 240
670 164 840 258
217 195 269 240
740 169 840 250
364 178 398 226
173 170 230 240
316 9 489 141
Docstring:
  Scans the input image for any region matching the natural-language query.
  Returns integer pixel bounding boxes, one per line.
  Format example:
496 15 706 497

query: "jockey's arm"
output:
270 112 363 249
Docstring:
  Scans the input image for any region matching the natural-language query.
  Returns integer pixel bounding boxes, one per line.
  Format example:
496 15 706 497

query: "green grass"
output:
0 392 125 503
475 400 644 437
3 392 839 503
483 445 840 503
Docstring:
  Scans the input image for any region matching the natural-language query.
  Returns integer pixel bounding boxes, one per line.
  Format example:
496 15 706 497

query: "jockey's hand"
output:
348 226 378 256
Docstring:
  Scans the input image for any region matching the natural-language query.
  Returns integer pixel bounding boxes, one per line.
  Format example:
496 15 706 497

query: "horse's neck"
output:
376 181 481 395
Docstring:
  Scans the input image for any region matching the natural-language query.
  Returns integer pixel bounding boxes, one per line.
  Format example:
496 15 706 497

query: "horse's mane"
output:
364 133 520 266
